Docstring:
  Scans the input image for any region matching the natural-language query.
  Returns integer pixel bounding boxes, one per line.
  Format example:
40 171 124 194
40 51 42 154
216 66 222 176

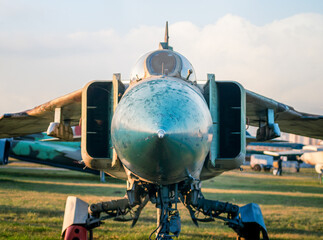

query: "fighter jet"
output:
1 22 323 240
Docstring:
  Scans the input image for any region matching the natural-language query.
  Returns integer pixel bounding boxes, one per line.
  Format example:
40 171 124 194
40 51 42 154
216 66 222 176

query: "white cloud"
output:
172 14 323 114
0 13 322 115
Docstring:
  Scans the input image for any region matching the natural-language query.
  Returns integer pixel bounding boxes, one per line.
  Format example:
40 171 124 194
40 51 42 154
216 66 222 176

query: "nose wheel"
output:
150 185 181 240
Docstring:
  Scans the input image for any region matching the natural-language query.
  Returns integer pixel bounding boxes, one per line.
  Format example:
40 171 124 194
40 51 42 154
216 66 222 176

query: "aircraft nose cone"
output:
111 78 213 184
157 129 166 139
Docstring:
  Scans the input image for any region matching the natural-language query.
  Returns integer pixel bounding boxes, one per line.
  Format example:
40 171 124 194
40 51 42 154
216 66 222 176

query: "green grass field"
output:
0 161 322 239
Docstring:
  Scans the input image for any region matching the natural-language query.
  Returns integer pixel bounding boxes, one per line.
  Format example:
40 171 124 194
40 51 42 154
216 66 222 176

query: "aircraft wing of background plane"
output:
263 147 323 175
263 149 305 157
1 87 323 141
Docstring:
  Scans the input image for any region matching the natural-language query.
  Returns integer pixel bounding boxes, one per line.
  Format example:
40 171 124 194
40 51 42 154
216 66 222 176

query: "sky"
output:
0 0 323 115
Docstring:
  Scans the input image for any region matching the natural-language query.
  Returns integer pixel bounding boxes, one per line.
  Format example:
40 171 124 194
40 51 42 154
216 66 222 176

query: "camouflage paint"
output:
7 134 94 173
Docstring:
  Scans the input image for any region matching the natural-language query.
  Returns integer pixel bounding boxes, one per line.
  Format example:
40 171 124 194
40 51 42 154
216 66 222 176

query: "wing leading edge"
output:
0 89 82 138
246 90 323 140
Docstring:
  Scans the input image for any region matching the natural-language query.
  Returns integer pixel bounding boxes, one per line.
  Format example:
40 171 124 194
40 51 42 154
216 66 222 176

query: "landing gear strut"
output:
62 180 269 240
150 185 181 240
181 187 269 240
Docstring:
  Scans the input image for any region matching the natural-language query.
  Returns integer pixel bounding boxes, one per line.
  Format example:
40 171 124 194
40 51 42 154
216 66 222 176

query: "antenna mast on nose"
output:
159 21 173 50
165 21 169 45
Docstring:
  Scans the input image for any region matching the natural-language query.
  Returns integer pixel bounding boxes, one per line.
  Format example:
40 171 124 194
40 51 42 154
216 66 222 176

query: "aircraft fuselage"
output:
111 77 213 184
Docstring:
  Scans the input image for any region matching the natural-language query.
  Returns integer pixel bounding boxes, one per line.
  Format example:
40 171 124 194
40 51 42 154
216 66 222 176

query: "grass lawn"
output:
0 160 322 239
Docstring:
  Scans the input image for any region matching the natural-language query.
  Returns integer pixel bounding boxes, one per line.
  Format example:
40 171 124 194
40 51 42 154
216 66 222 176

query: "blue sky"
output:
2 0 323 33
0 0 323 114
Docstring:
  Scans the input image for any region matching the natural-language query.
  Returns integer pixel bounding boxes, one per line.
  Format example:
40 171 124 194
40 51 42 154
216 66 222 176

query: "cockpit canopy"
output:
130 49 196 82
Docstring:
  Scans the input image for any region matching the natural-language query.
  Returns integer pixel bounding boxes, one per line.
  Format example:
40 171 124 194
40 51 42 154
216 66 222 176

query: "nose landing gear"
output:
61 180 269 240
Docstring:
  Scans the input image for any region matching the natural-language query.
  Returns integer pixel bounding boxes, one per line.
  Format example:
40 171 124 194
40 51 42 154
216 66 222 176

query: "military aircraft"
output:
0 132 89 172
263 144 323 180
0 132 110 182
1 22 323 240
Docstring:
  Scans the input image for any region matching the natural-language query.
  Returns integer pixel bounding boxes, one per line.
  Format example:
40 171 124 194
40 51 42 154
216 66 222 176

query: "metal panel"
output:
217 82 245 158
207 74 219 167
112 73 125 167
81 78 126 175
202 79 246 171
85 81 113 158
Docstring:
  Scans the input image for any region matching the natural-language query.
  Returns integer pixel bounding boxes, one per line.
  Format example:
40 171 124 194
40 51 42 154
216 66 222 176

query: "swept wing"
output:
0 89 81 138
246 90 323 139
0 87 322 141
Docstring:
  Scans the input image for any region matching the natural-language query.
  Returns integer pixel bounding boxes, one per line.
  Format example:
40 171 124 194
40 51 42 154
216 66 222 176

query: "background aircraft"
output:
0 131 111 182
246 141 305 171
263 144 323 180
245 134 323 180
1 23 323 240
0 133 88 172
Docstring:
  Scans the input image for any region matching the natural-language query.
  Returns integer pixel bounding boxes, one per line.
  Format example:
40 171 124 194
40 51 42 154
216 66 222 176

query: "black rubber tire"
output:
253 164 261 172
